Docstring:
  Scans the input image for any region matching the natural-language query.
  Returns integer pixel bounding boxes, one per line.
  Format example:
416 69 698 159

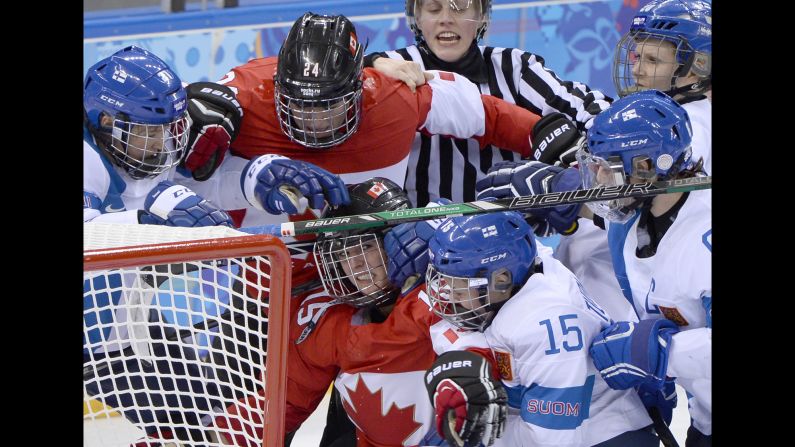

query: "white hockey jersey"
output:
424 249 652 446
683 97 712 175
606 189 712 435
555 97 712 327
83 128 173 224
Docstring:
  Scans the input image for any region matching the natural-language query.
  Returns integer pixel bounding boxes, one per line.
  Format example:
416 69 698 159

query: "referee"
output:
365 0 612 207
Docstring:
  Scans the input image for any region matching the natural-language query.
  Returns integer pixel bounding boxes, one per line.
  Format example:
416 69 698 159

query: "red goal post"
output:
83 223 291 447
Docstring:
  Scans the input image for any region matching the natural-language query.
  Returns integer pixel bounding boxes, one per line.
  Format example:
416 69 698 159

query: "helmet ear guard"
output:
489 268 513 293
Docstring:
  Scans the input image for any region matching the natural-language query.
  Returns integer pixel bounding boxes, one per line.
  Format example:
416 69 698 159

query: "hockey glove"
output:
241 154 350 215
476 160 582 235
589 318 680 390
384 198 451 290
531 112 584 167
425 351 507 447
638 379 677 426
182 82 243 181
139 181 233 227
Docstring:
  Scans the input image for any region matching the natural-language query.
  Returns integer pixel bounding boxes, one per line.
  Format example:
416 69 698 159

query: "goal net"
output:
83 223 290 447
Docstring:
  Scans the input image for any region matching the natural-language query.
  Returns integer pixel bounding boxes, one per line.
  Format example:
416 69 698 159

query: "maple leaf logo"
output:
341 375 423 446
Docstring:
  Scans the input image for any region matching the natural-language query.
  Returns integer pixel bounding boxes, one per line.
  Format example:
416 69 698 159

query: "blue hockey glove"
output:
589 318 680 390
384 198 451 290
638 379 677 426
476 160 582 235
139 181 233 227
241 154 350 215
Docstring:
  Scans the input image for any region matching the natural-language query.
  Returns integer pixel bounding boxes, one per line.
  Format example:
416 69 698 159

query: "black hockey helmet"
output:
330 177 411 220
313 178 411 308
275 12 365 149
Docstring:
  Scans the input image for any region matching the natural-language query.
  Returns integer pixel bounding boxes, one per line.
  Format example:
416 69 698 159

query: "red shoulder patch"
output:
659 306 689 327
443 328 459 344
494 350 513 381
438 71 455 81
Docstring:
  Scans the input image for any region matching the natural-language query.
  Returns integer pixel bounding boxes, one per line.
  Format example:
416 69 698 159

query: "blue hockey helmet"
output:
426 211 537 331
576 90 693 221
84 46 189 179
614 0 711 98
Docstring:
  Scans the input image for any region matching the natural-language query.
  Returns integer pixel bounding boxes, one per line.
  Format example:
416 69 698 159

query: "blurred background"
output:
84 0 665 99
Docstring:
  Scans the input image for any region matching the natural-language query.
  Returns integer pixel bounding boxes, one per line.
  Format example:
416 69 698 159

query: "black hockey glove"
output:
531 112 584 167
425 351 507 447
182 82 243 181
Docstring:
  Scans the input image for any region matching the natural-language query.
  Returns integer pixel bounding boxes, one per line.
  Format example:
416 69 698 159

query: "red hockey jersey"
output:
222 57 537 185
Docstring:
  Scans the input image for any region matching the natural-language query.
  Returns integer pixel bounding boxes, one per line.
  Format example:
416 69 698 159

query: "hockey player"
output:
554 0 712 324
178 11 553 233
83 46 238 445
83 45 233 228
423 211 658 446
579 90 712 446
559 4 712 432
612 0 711 173
476 90 711 445
215 177 491 447
365 0 610 209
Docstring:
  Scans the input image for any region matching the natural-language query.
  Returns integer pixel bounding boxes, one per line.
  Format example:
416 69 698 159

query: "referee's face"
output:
417 0 482 63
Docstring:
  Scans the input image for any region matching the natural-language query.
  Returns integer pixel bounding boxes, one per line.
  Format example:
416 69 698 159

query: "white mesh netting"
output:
84 223 283 447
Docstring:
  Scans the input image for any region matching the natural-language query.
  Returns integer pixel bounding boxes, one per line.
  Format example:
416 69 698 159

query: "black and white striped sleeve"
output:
486 48 612 131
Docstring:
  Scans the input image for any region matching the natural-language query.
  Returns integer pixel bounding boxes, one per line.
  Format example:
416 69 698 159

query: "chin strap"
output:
666 77 711 99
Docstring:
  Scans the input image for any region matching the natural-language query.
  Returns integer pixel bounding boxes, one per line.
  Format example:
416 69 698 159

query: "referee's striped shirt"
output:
368 44 612 207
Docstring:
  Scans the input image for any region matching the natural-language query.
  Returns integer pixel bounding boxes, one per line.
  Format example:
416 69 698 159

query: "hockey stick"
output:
240 176 712 236
649 407 680 447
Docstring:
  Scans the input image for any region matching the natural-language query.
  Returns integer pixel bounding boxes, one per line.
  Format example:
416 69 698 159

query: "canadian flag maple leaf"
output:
341 375 423 446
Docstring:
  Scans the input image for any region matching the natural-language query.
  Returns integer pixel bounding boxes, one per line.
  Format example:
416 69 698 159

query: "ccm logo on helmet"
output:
481 253 508 264
100 95 124 108
425 360 473 384
621 138 648 147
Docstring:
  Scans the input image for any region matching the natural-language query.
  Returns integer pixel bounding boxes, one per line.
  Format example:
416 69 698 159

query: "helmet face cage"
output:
425 265 498 332
406 0 492 44
106 114 189 179
274 86 363 149
313 233 396 307
613 0 711 98
614 31 704 98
